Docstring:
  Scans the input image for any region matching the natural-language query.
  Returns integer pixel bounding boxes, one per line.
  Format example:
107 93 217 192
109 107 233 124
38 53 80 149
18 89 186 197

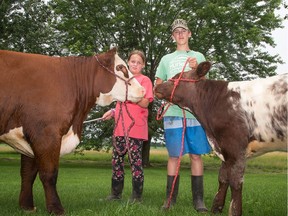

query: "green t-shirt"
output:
155 50 206 118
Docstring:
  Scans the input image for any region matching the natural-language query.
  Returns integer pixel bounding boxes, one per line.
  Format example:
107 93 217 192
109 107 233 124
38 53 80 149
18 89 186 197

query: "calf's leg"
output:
227 158 245 216
212 158 245 216
19 154 38 212
211 161 229 213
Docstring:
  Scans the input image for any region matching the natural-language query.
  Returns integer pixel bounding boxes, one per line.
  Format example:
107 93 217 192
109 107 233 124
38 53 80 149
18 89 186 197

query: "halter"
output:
94 55 136 101
94 55 139 167
156 59 199 120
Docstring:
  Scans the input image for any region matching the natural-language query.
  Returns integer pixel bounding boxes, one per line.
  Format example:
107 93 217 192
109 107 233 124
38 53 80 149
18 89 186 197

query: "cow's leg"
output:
19 154 38 212
37 156 64 215
227 158 245 216
211 161 229 213
33 134 64 215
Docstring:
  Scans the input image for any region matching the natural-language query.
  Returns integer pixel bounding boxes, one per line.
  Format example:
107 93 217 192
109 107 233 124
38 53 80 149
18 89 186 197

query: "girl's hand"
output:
102 109 114 120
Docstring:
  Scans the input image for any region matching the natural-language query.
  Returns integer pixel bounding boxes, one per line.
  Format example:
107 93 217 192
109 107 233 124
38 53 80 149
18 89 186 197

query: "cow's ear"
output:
109 46 118 54
196 61 211 78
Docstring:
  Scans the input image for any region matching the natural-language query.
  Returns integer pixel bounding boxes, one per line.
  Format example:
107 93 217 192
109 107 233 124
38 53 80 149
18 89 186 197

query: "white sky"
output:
265 4 288 74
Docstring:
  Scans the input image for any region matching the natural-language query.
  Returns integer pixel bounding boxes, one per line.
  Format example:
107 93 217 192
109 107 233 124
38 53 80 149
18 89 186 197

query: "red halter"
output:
156 59 199 120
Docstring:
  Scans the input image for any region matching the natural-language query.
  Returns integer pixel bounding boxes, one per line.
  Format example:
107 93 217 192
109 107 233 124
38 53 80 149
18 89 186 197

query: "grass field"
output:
0 144 287 216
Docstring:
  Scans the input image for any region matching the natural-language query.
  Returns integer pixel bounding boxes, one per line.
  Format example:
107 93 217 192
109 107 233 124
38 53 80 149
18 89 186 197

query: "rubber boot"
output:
130 180 143 203
192 175 208 212
106 179 124 201
162 175 180 210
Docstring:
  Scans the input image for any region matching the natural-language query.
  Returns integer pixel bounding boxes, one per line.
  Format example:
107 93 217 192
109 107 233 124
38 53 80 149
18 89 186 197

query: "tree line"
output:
0 0 285 165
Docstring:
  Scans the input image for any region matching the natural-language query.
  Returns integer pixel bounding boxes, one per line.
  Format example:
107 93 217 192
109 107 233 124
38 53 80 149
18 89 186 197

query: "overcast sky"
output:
265 4 287 74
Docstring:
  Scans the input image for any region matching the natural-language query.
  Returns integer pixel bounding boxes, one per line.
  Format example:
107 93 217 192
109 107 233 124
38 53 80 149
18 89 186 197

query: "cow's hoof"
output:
48 207 65 216
211 206 223 214
23 206 37 213
196 207 208 213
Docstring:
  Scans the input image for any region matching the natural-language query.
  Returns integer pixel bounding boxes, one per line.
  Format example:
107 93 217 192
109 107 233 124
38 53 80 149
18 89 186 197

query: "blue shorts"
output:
164 117 211 157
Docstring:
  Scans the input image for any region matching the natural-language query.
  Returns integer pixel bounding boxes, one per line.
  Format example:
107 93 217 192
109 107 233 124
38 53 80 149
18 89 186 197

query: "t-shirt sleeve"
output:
198 53 206 63
141 76 154 102
155 58 167 81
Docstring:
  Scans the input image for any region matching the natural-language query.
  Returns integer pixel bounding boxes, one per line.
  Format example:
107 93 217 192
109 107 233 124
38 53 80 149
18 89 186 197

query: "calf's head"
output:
154 61 211 104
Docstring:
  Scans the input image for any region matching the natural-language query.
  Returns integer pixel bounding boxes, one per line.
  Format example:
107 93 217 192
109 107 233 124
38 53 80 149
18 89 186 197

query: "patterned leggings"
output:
112 136 144 182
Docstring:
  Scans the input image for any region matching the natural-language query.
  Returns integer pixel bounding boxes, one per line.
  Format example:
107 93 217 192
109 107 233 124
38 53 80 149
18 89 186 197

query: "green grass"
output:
0 145 287 216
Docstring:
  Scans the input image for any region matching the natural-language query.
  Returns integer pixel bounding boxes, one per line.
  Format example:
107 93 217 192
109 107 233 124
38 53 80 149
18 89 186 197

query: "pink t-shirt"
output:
114 74 154 140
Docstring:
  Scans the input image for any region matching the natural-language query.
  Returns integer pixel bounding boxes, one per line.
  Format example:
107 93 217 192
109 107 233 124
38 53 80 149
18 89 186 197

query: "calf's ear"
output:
196 61 211 78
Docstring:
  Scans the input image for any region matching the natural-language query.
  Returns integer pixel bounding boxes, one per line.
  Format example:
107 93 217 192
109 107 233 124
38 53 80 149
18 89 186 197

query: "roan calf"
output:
154 61 287 216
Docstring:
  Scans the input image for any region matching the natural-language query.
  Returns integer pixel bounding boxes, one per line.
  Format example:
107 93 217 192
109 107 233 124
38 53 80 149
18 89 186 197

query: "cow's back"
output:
0 51 77 135
228 74 288 157
0 50 66 88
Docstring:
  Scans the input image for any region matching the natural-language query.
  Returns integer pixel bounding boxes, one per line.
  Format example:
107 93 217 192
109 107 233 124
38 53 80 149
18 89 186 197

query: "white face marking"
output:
0 126 80 158
96 53 145 106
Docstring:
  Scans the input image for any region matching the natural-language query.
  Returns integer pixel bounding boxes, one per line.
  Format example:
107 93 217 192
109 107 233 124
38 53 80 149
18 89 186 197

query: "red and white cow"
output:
154 61 287 216
0 48 145 215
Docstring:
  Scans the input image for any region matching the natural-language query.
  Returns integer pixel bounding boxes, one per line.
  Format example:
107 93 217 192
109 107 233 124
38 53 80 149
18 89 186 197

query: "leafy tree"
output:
0 0 61 54
51 0 283 163
51 0 284 79
0 0 285 165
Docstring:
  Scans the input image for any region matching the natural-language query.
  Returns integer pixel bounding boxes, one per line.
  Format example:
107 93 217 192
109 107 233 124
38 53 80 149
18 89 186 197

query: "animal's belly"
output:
0 127 34 157
0 127 80 158
246 139 287 158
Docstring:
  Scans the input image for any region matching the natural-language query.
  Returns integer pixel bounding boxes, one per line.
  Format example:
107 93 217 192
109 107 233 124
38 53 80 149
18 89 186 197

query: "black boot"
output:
106 179 124 201
162 175 180 210
130 180 143 203
191 175 208 212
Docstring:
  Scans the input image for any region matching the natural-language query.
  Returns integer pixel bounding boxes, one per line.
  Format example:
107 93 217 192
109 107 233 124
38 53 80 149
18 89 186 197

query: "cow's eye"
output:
116 65 123 71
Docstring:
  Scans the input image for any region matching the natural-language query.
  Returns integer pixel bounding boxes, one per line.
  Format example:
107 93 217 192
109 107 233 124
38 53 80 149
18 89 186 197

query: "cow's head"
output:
96 48 145 106
154 61 211 104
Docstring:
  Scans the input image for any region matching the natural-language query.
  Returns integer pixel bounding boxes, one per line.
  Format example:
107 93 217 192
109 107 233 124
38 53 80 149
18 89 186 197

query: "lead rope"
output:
112 95 135 170
112 69 136 171
156 59 189 209
112 102 135 159
94 55 135 167
167 109 186 208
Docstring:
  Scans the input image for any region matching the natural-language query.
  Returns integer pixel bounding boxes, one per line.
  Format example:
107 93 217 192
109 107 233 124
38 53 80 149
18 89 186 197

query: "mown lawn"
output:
0 145 287 216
